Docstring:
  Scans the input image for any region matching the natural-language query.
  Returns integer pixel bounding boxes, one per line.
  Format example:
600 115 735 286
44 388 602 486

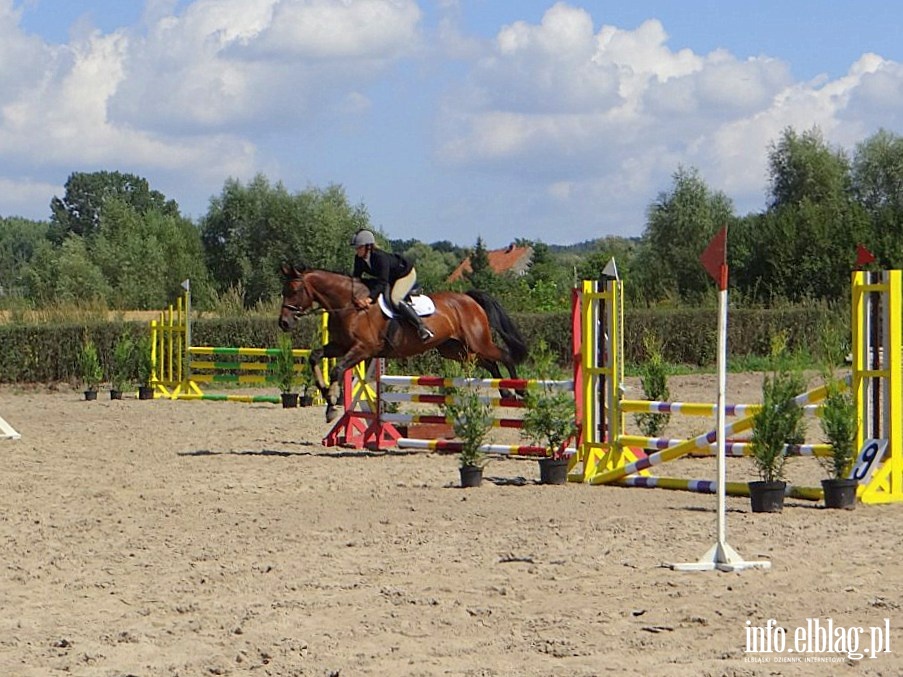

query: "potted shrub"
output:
634 331 670 442
748 337 806 512
442 361 493 487
77 335 103 401
818 378 858 509
521 340 578 485
136 334 155 400
272 334 299 408
816 323 859 509
110 332 134 400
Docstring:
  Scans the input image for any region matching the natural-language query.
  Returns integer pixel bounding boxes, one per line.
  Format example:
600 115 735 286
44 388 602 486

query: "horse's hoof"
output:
326 406 339 423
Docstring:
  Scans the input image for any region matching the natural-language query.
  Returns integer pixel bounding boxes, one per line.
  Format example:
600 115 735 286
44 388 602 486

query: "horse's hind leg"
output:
437 340 468 362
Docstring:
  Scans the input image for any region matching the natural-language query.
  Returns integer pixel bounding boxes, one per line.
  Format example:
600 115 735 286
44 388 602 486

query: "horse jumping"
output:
278 264 529 422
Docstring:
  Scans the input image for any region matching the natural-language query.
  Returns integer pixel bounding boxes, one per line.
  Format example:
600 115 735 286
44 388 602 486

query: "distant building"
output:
447 243 533 283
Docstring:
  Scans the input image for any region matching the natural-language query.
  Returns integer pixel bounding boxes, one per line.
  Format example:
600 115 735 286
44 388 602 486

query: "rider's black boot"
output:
396 301 434 341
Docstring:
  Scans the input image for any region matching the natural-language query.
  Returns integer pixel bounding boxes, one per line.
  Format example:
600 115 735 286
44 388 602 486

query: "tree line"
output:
1 125 902 314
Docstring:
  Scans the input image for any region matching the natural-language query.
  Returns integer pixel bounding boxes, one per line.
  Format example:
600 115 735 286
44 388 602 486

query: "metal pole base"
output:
668 541 771 572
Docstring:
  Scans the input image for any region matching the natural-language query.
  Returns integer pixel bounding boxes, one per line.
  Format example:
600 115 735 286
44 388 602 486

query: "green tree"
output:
430 240 468 258
852 128 903 267
522 241 570 311
402 242 455 292
22 236 111 305
752 127 868 302
639 166 734 304
50 171 179 242
573 237 637 284
465 236 496 291
0 217 49 300
768 127 848 210
91 198 211 308
201 175 370 305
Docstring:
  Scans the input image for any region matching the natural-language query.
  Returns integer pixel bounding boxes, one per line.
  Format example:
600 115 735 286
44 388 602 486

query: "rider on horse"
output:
350 230 435 342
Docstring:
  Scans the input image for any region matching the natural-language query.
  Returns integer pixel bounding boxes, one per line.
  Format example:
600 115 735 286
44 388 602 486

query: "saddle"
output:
376 291 435 318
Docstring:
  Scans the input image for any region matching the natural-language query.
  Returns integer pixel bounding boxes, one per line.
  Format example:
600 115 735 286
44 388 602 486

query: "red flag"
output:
700 226 728 291
856 244 876 267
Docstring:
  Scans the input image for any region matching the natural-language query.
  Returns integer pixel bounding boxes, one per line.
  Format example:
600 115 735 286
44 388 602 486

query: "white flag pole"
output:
670 233 770 572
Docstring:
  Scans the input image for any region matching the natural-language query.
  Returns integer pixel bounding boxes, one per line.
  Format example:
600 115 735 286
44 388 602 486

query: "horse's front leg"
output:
311 343 347 423
504 361 527 400
308 346 329 400
323 343 372 423
477 358 520 400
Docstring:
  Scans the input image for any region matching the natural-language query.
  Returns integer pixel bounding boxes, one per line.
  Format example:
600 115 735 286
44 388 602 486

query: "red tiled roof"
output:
447 245 533 283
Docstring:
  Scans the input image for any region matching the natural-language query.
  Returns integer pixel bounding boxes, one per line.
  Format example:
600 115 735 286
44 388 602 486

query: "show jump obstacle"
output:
148 283 331 403
583 268 903 505
319 288 589 456
326 268 903 506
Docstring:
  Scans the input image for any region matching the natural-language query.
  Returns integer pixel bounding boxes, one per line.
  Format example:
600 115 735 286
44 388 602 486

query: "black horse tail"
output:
466 290 529 365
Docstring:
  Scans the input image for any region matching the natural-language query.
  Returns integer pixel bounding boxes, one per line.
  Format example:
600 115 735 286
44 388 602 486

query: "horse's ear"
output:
280 262 293 278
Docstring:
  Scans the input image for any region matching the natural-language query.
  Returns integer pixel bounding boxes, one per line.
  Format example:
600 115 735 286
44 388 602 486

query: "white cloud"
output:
840 55 903 133
247 0 421 60
438 2 903 234
109 0 422 133
0 0 421 219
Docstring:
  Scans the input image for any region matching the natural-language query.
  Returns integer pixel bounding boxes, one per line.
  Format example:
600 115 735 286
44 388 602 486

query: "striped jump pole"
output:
395 438 577 458
620 399 822 418
380 375 573 390
613 474 823 501
618 435 832 458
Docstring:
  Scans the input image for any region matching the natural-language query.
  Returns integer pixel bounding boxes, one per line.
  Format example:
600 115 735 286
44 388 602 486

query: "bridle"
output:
281 274 317 320
281 271 363 320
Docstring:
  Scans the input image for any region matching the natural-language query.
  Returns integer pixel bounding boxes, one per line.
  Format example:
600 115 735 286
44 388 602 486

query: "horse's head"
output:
279 263 315 331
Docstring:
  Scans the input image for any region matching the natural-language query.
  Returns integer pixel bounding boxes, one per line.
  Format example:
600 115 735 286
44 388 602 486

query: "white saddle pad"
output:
377 294 436 318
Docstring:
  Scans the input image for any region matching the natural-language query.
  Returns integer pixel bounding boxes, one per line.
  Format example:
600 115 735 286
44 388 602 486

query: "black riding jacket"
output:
352 249 414 301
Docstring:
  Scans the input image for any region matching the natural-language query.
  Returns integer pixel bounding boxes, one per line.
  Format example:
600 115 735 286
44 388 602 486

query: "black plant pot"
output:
83 389 98 401
459 464 483 488
822 478 857 510
110 389 123 400
138 386 155 401
281 392 299 408
538 457 569 485
299 394 314 407
749 480 786 513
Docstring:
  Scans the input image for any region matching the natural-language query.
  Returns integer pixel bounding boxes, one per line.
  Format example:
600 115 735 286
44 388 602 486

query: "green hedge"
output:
0 314 322 384
0 306 845 384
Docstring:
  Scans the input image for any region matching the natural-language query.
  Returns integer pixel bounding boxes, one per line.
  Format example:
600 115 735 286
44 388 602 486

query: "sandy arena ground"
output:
0 373 901 676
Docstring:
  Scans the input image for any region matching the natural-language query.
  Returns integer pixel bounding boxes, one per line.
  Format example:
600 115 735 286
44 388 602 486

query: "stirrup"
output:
418 326 434 341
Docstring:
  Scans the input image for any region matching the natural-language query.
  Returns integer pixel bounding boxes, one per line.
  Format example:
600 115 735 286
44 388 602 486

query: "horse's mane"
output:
288 261 352 278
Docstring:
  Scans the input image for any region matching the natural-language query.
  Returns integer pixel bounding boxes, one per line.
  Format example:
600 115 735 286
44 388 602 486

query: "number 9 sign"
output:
848 439 888 483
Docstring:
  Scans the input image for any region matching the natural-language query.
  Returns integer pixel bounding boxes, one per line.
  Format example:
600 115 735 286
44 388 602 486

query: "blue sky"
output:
2 1 903 248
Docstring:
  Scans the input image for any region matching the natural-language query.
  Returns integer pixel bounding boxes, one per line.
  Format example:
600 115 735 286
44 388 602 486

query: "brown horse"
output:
278 264 529 422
